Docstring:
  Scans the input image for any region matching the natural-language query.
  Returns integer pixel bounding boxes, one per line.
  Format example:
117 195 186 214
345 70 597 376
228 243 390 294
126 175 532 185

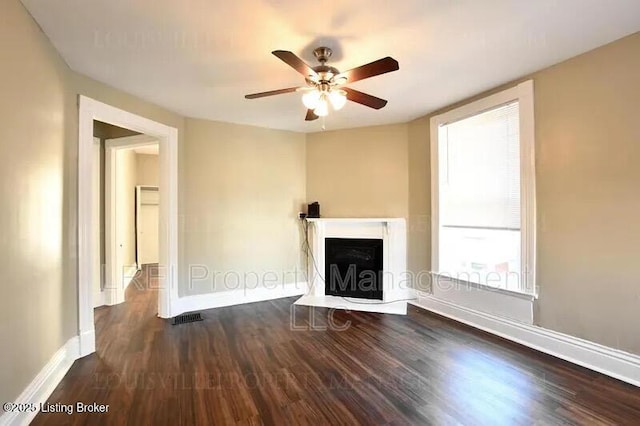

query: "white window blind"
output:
437 101 522 290
439 102 520 231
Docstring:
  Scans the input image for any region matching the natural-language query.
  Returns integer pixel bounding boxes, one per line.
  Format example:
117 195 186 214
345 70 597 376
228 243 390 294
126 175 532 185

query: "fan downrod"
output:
313 47 332 64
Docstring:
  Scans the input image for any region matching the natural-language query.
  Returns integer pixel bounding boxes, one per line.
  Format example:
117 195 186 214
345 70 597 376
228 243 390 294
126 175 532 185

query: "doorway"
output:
136 186 159 267
91 129 161 354
102 135 160 306
78 96 179 357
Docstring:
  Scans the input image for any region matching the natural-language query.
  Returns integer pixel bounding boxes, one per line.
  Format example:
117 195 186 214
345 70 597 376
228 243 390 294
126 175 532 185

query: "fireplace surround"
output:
295 218 409 315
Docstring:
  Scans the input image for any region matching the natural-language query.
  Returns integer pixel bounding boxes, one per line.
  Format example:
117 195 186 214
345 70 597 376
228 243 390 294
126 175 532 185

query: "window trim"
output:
430 80 537 296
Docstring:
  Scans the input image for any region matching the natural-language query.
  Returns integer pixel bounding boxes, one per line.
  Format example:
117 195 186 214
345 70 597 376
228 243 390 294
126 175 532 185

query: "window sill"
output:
432 273 537 301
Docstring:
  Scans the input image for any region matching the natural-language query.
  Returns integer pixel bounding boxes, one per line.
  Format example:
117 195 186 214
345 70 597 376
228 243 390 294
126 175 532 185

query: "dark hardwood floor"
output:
32 265 640 425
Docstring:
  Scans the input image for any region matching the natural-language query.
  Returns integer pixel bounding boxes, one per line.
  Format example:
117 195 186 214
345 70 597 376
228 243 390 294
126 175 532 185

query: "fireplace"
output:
325 238 383 300
295 218 409 315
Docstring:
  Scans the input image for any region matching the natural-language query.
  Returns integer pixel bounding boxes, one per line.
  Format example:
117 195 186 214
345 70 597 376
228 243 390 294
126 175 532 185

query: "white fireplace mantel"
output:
295 217 410 315
305 218 406 224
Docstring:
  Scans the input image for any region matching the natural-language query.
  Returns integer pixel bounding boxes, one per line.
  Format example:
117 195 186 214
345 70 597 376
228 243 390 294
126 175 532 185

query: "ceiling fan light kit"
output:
301 88 347 116
245 46 399 122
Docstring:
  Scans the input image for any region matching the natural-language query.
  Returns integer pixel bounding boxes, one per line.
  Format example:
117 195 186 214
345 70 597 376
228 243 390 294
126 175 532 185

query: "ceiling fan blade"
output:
343 88 388 110
335 57 399 84
272 50 318 79
245 87 301 99
305 109 319 121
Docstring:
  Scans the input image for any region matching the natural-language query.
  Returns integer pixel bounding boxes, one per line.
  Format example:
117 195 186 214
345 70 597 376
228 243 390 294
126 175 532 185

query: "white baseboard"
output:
78 329 96 358
0 337 81 426
174 282 308 316
410 292 640 387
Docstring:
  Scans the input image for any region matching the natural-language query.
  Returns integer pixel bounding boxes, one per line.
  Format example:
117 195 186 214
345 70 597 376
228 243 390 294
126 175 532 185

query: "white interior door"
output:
138 187 159 265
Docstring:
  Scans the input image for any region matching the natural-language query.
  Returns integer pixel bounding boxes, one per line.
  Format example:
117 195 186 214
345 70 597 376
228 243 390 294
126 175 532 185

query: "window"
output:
431 81 536 295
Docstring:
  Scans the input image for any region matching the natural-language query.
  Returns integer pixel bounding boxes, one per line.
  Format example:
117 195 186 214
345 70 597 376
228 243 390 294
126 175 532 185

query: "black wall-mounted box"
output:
307 202 320 218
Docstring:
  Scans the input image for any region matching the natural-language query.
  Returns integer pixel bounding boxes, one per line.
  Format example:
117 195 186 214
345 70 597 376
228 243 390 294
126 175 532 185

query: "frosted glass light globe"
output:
329 90 347 110
302 91 321 109
313 96 329 116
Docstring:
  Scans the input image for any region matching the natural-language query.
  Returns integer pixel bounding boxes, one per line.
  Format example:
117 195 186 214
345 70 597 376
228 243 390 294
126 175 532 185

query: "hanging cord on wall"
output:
299 219 418 305
299 218 323 294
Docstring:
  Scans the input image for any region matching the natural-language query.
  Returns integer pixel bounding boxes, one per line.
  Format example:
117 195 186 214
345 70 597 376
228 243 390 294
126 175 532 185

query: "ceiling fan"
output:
245 47 399 121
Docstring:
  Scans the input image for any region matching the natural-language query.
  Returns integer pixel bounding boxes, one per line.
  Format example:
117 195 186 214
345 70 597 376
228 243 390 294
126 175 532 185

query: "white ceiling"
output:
22 0 640 133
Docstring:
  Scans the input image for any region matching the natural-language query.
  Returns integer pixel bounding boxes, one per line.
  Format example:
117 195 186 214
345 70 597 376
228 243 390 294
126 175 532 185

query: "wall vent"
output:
172 312 203 325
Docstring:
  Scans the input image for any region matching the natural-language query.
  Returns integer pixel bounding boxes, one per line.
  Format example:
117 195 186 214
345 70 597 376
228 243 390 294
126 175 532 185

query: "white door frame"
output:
104 135 158 306
135 185 159 268
92 137 106 308
78 96 178 357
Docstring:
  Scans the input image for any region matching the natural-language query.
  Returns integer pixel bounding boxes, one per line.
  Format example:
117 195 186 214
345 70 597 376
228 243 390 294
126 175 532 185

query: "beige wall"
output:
93 121 139 140
2 0 306 403
136 154 159 186
531 33 640 354
304 34 640 355
407 33 640 355
182 119 306 296
0 0 72 404
306 124 409 218
2 0 639 405
0 0 186 404
407 117 431 292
